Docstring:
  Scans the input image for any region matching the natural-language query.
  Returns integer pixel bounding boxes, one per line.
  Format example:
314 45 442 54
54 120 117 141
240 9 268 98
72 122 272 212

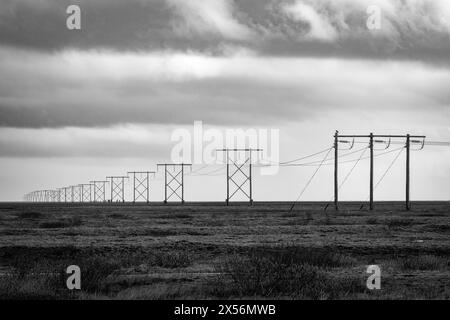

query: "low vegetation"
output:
16 211 44 219
213 247 362 299
397 255 448 271
0 202 448 299
39 217 83 229
386 218 414 230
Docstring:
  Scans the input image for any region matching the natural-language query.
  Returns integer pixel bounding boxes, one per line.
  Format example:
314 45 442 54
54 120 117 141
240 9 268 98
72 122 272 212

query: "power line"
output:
257 146 366 168
24 131 443 204
279 147 333 165
289 147 333 211
278 146 403 167
338 147 368 191
373 147 405 191
333 132 424 211
189 164 210 175
190 165 224 176
424 141 450 146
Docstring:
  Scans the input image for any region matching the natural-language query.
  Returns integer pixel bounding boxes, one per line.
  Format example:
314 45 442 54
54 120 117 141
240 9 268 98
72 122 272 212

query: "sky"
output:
0 0 449 202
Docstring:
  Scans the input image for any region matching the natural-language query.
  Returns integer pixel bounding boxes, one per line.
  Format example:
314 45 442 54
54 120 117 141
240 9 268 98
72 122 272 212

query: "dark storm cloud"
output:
0 0 255 53
1 0 450 63
0 0 179 51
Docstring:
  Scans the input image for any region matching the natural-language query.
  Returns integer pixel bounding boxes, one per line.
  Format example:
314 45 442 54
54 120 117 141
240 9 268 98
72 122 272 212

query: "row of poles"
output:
23 133 426 210
24 166 187 204
23 149 263 205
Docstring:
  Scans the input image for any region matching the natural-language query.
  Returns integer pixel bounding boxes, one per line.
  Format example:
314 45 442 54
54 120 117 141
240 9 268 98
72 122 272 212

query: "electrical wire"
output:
283 146 369 166
258 146 366 168
338 147 368 191
289 147 333 211
373 147 405 191
190 165 225 176
188 164 209 175
279 146 404 167
425 141 450 146
279 147 334 165
256 147 332 166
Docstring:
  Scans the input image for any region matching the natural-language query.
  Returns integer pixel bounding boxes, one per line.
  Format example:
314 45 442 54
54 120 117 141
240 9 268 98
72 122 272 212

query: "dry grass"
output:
39 216 83 229
397 255 449 271
16 211 44 220
212 247 363 299
0 247 194 299
386 218 414 230
0 202 449 299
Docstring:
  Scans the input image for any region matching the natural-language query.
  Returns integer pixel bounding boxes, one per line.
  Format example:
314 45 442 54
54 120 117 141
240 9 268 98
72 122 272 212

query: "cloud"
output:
0 0 449 201
281 1 338 41
0 124 172 158
0 0 177 51
0 0 450 63
168 0 254 40
0 46 449 130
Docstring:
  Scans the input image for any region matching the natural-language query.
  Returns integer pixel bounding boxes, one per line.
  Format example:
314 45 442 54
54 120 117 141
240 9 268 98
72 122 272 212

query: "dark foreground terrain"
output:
0 201 449 299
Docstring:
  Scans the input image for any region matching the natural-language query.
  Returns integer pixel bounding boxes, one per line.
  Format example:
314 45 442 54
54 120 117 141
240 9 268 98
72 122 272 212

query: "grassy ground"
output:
0 201 448 299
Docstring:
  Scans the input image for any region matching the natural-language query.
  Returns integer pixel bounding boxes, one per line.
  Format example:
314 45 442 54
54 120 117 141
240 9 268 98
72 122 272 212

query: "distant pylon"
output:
127 171 155 203
90 181 108 202
216 148 262 205
157 164 192 203
63 187 72 202
106 176 129 202
79 184 93 202
71 185 82 202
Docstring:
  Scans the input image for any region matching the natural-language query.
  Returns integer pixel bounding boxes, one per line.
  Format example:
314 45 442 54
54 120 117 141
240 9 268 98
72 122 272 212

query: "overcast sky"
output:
0 0 449 201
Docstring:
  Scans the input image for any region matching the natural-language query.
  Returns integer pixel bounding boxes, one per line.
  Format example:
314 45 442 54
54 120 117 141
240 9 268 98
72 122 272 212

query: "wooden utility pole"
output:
226 150 229 206
334 130 339 210
369 133 374 210
406 134 410 211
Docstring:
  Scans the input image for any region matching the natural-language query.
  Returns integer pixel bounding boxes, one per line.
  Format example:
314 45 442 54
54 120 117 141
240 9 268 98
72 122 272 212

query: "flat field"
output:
0 201 448 299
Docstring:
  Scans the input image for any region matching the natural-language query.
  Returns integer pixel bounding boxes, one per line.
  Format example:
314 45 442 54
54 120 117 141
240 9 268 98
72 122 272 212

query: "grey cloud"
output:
1 74 449 129
1 0 450 63
0 0 181 51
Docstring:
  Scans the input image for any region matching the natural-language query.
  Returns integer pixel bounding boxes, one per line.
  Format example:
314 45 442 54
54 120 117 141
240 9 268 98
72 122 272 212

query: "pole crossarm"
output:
127 171 155 203
216 148 263 205
157 164 191 203
338 134 426 138
106 176 129 203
